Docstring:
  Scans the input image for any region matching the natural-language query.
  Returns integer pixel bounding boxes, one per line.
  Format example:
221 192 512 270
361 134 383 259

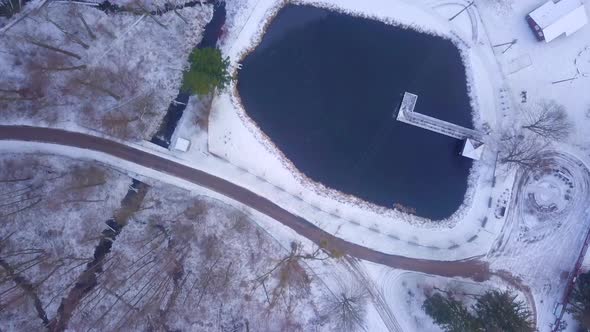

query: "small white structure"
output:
461 138 485 160
397 91 418 117
172 137 191 152
527 0 588 43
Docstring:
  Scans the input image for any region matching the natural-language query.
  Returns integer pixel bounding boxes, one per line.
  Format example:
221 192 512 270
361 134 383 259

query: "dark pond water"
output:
238 5 474 220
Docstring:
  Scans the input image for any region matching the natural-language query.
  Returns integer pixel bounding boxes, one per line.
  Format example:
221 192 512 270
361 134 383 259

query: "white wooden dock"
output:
395 92 482 141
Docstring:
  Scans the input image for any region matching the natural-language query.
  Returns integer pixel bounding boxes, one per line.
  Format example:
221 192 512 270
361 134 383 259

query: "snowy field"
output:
476 0 590 146
488 151 590 331
471 1 590 330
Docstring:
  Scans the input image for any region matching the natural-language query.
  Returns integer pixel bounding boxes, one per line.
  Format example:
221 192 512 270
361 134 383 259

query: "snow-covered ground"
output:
4 0 590 330
207 0 590 330
476 0 590 146
470 1 590 330
0 0 521 261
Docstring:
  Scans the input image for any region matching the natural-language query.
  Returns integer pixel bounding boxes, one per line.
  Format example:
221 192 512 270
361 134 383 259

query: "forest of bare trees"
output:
0 154 129 331
0 154 362 331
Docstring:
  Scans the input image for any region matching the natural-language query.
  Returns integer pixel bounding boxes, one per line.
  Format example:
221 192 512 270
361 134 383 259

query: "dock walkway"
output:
396 92 483 141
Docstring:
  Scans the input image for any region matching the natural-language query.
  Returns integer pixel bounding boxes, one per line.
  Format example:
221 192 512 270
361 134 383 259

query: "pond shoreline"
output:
237 4 475 220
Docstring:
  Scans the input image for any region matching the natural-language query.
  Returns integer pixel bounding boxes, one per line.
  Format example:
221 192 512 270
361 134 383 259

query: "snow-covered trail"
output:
0 125 493 281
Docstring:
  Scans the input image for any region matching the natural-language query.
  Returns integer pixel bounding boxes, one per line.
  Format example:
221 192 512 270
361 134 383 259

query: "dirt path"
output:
0 126 492 281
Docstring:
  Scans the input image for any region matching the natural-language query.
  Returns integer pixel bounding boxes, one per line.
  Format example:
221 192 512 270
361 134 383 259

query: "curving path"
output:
0 125 492 281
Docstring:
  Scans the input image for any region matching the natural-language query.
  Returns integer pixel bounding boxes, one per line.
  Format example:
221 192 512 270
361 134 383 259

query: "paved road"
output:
0 125 491 281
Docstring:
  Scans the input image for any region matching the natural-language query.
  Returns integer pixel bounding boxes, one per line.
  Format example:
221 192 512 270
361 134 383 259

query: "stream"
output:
48 179 150 331
150 0 226 148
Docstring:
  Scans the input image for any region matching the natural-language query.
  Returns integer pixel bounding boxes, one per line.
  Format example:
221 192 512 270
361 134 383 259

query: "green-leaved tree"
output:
183 47 231 96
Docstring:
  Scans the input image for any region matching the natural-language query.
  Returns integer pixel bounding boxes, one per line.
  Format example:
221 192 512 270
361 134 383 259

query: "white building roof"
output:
172 137 191 152
529 0 588 42
462 139 484 160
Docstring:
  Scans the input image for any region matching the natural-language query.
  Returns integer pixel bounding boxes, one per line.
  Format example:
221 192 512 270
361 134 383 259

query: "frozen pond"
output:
237 5 474 220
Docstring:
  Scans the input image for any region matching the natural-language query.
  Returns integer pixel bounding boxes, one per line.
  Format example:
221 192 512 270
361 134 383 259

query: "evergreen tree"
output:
183 47 231 96
567 272 590 329
473 290 534 332
422 293 479 332
423 290 534 332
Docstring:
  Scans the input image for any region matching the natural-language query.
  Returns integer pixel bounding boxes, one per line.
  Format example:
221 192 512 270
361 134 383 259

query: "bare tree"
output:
523 100 572 141
46 165 108 208
498 134 547 171
254 241 328 310
99 112 140 140
320 280 369 332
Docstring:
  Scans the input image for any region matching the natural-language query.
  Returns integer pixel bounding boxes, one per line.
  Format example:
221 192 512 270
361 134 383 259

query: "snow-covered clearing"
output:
465 1 590 330
476 0 590 147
